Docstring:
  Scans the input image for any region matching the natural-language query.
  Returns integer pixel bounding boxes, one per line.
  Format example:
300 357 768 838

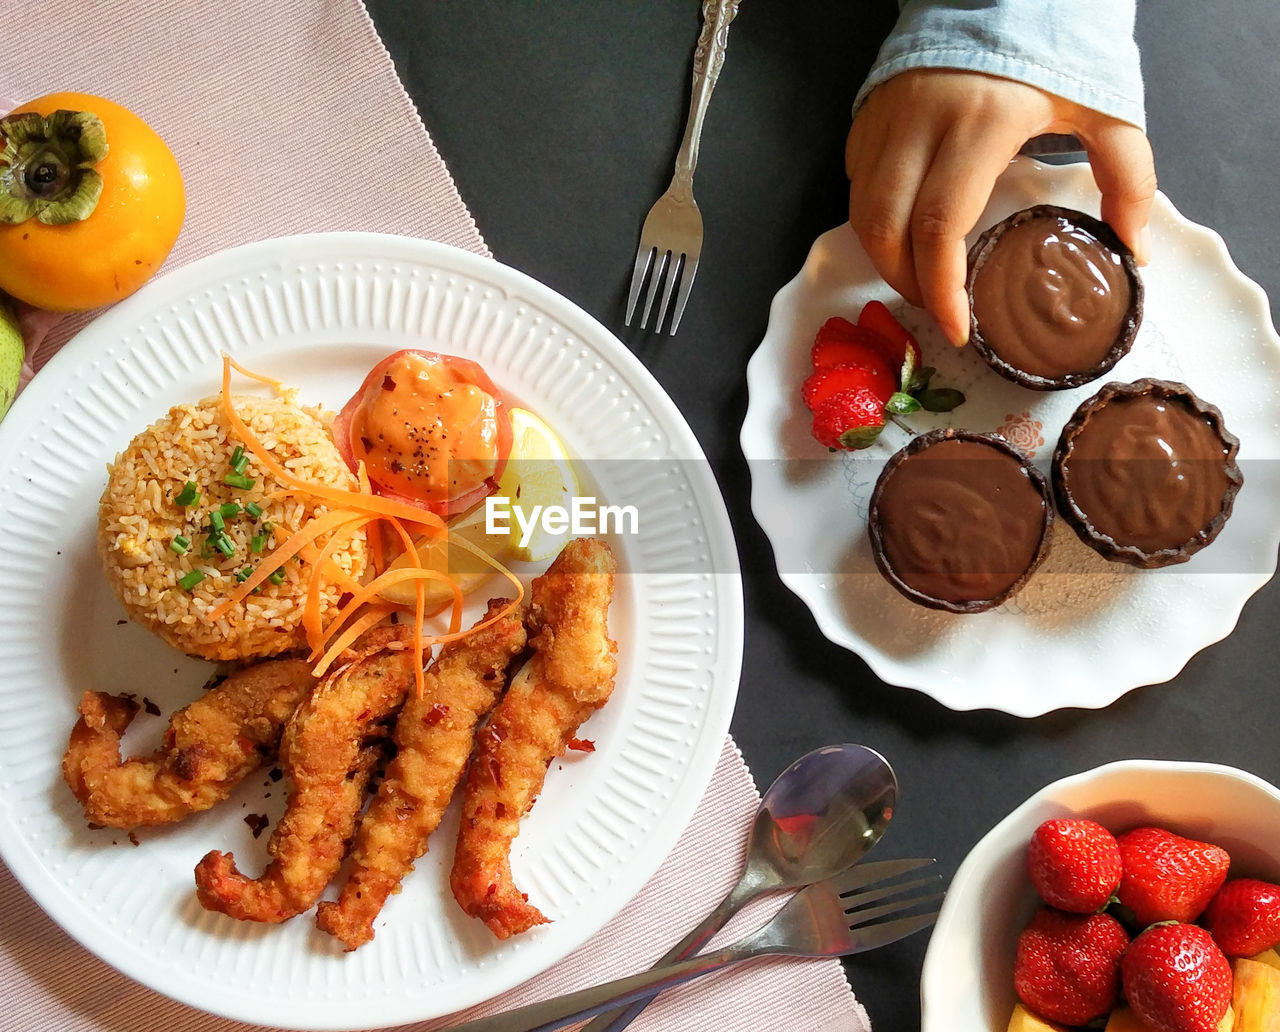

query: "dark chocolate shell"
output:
1051 378 1243 568
967 204 1143 391
868 428 1054 613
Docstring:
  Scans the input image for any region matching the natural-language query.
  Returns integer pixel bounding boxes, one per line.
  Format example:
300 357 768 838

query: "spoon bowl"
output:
750 743 897 890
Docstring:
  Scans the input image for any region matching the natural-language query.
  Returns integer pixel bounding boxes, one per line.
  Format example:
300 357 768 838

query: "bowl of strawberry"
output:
921 760 1280 1032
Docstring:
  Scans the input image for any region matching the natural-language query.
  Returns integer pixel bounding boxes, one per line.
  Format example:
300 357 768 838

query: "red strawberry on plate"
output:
858 299 922 374
811 316 900 380
1013 907 1130 1026
1116 826 1231 926
1122 923 1233 1032
810 387 885 451
1203 877 1280 957
802 361 896 408
1027 817 1122 914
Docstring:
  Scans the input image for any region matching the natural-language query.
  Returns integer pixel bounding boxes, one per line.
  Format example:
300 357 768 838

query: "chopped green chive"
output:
178 569 206 591
250 533 268 554
268 568 286 586
235 566 254 583
219 502 242 520
174 481 199 506
169 534 191 555
224 473 256 490
212 533 236 557
245 501 264 519
209 510 226 533
200 536 216 559
260 521 273 533
230 447 250 475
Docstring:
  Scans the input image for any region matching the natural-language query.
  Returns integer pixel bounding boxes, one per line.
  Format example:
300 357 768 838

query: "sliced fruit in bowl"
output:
920 760 1280 1032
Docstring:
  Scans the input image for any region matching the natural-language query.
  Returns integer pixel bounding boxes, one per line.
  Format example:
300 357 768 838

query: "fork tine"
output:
667 254 698 334
654 252 684 333
845 890 946 930
842 874 943 913
639 250 670 330
829 857 936 897
847 909 941 955
624 246 655 326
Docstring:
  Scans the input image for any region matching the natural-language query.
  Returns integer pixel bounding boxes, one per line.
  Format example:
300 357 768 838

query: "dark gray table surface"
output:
366 3 1280 1029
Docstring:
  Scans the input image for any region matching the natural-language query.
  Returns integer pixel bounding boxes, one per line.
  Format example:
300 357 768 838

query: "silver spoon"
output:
578 742 898 1032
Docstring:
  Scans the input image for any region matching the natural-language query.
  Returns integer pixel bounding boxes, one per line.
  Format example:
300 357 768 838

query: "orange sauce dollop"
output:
338 350 511 515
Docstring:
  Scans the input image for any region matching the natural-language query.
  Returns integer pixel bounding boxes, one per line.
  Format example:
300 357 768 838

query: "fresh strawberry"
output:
811 317 899 377
858 299 922 376
1121 923 1233 1032
1203 877 1280 957
1013 907 1129 1026
1027 818 1122 914
1116 827 1231 926
810 387 885 450
802 362 896 409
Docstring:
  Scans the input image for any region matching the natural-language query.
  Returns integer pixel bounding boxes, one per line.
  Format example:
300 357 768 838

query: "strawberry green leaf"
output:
905 364 935 395
885 391 922 414
917 387 966 413
837 423 884 450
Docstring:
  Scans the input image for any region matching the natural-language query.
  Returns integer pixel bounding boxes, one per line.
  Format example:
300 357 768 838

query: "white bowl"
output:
920 760 1280 1032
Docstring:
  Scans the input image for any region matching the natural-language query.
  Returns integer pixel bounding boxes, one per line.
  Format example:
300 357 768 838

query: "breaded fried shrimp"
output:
450 538 617 939
193 629 415 923
315 599 527 950
62 657 317 829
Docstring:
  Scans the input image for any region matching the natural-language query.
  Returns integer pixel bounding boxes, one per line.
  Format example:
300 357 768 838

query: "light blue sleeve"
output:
853 0 1146 131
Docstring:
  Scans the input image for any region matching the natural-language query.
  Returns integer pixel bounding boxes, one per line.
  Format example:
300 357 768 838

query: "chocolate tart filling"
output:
967 205 1143 391
868 428 1054 613
1052 378 1242 568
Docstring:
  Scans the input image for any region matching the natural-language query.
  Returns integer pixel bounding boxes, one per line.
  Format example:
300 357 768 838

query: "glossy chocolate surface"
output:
968 206 1142 390
869 430 1053 612
1053 379 1242 567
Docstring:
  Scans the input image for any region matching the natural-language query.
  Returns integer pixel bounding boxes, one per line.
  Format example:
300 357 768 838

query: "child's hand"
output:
845 69 1156 346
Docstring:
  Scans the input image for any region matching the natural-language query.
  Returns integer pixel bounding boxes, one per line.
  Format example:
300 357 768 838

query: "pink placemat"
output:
0 2 871 1030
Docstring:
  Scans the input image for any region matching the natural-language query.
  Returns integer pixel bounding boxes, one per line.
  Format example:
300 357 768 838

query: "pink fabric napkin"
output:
0 2 871 1030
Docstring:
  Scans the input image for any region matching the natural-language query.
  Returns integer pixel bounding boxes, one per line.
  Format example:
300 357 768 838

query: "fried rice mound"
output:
97 394 366 662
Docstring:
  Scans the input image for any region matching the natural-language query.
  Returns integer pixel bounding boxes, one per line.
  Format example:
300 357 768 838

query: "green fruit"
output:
0 296 23 420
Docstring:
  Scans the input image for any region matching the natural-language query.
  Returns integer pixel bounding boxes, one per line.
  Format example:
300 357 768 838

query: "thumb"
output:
1078 120 1157 265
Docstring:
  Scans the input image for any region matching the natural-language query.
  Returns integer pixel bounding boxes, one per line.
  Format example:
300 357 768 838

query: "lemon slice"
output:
498 407 579 562
377 506 509 608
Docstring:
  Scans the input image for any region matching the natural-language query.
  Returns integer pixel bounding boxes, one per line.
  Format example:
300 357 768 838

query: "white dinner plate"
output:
741 156 1280 717
0 234 743 1028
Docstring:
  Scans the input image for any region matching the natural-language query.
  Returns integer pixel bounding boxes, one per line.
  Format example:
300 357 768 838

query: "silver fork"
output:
624 0 742 335
441 858 942 1032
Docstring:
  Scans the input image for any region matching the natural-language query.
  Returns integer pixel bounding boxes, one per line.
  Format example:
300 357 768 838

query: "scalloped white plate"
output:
0 234 742 1029
741 157 1280 716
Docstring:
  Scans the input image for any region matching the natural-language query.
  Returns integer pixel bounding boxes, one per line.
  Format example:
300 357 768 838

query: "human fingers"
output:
908 126 1028 346
1076 120 1157 265
846 116 934 307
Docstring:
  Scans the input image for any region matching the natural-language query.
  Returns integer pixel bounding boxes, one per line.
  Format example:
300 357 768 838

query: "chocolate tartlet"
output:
868 428 1054 613
1052 379 1243 568
967 205 1143 391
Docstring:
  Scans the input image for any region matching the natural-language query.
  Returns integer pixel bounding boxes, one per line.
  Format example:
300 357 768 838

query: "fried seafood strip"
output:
450 538 617 939
315 599 528 950
194 629 415 923
62 657 317 829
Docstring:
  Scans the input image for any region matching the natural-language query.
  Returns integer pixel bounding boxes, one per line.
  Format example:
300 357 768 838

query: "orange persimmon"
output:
0 92 185 311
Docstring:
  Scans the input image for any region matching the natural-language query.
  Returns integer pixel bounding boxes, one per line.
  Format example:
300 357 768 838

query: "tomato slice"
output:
332 350 512 517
